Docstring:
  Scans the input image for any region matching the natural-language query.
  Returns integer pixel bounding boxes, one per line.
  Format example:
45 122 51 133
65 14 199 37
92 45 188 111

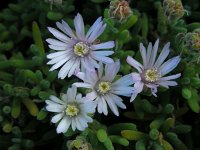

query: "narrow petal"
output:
108 93 126 109
91 53 114 64
104 60 120 82
160 73 181 81
56 117 71 133
47 51 68 59
73 82 92 88
74 13 85 40
47 54 68 65
49 58 69 71
159 56 181 76
146 42 153 66
81 101 96 113
140 43 147 68
46 105 65 113
130 92 138 102
112 74 134 87
91 41 115 50
86 91 97 101
71 119 76 131
148 39 159 68
158 80 178 87
61 20 77 39
48 27 72 43
105 95 119 116
111 86 133 97
46 38 68 47
97 62 103 78
58 58 76 79
101 97 108 115
133 81 144 93
88 23 106 42
154 42 170 68
48 45 68 51
92 51 114 56
126 56 143 73
49 95 65 104
51 113 64 123
86 17 102 39
68 59 80 77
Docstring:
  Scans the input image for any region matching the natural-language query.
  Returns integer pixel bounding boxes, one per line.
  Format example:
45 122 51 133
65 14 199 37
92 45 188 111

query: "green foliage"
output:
0 0 199 149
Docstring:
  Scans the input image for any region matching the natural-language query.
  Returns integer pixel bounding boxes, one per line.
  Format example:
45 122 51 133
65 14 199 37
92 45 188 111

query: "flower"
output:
45 86 95 133
126 39 181 102
73 61 133 116
46 13 115 79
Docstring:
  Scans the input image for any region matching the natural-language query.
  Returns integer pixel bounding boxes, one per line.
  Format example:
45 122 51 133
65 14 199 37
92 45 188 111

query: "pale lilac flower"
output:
127 39 181 102
46 13 115 79
73 61 133 116
45 86 95 133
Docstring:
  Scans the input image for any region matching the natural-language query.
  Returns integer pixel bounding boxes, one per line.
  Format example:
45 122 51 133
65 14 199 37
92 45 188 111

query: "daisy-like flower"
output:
45 86 95 133
126 39 181 102
46 13 115 79
73 61 133 116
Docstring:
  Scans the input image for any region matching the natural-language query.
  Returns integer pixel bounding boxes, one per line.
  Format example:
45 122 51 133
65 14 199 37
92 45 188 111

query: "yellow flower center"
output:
65 104 79 117
145 69 161 82
98 81 111 94
74 42 90 57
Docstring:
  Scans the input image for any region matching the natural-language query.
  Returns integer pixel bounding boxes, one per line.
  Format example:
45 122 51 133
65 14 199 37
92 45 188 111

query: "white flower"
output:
73 61 133 116
46 13 115 79
45 86 95 133
126 39 181 102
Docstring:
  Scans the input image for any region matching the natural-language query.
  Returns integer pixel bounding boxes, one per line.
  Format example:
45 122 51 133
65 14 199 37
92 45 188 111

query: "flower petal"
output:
148 39 159 68
104 60 120 82
154 42 170 68
86 17 102 39
108 93 126 109
73 82 92 88
86 91 97 101
111 86 133 97
112 74 134 87
46 38 69 47
158 80 178 88
159 56 181 76
105 95 119 116
48 27 72 43
160 73 181 81
74 13 85 40
87 23 106 42
126 56 143 73
56 117 71 133
91 41 115 50
51 113 64 123
91 53 114 64
140 43 147 68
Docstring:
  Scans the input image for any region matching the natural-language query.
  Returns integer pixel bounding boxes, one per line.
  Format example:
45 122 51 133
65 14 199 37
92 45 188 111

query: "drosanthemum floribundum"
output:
73 61 133 116
45 86 95 133
127 39 181 102
46 13 115 79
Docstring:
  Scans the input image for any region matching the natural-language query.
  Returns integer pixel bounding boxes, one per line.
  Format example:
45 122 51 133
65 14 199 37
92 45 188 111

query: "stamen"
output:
74 42 90 57
145 69 161 82
65 104 79 117
98 81 111 95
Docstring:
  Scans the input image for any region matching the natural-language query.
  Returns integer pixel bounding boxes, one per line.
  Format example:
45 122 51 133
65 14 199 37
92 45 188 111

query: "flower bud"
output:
163 0 185 21
185 29 200 51
109 0 132 22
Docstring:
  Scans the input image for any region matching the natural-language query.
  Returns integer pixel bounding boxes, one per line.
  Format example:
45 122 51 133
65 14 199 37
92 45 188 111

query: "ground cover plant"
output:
0 0 200 149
